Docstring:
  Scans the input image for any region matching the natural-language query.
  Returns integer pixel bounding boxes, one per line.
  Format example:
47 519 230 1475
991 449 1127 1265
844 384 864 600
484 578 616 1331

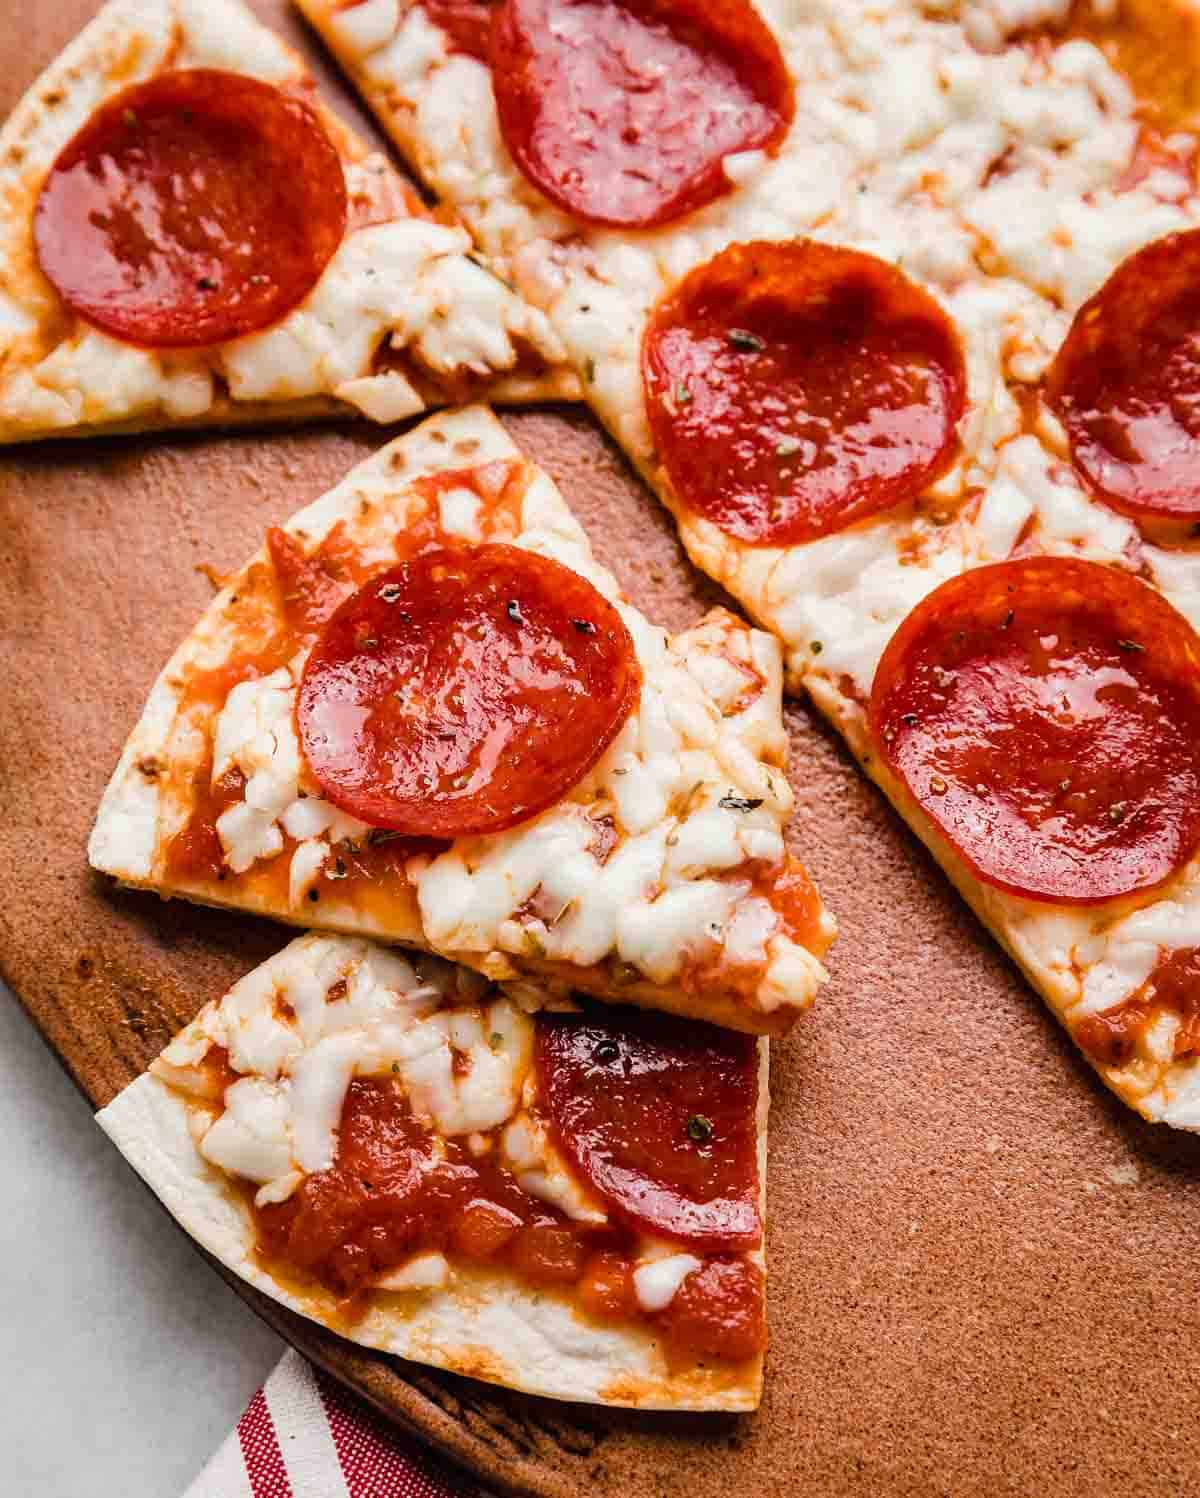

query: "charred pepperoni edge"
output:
641 240 967 547
297 541 642 839
535 1006 762 1252
34 69 347 349
1046 228 1200 523
489 0 794 229
870 556 1200 905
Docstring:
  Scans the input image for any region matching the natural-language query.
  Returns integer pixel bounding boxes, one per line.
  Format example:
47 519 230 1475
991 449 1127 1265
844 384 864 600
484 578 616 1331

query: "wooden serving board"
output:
4 6 1200 1496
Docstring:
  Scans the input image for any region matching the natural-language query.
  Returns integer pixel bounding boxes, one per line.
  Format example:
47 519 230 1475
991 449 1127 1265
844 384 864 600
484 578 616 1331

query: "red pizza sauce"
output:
256 1077 592 1293
421 0 496 58
535 1008 761 1250
1074 946 1200 1068
642 241 966 546
298 541 641 837
266 525 357 641
34 70 347 349
658 1256 764 1365
490 0 793 228
750 859 832 962
1021 0 1200 136
870 557 1200 905
252 1009 765 1362
1046 230 1200 523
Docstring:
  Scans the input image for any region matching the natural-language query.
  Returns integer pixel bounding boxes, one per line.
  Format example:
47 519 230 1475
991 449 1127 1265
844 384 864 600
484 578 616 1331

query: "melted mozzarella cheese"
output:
199 1077 293 1185
394 997 533 1136
222 218 560 412
210 666 370 879
374 1251 450 1292
155 934 541 1202
632 1254 702 1313
501 1108 607 1224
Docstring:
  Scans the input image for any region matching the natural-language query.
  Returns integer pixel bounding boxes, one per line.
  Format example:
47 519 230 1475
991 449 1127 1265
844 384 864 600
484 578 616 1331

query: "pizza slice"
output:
301 0 1200 1128
89 405 835 1035
98 931 770 1408
0 0 576 444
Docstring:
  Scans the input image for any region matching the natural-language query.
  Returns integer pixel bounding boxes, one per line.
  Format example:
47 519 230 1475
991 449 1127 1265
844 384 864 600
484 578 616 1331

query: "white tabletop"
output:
0 984 284 1498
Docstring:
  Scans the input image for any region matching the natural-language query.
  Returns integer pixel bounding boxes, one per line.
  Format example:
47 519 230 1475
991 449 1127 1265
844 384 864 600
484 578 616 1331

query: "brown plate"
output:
3 5 1200 1496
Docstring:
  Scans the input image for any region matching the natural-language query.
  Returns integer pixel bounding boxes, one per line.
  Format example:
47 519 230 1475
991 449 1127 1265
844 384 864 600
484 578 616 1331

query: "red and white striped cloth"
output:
184 1350 481 1498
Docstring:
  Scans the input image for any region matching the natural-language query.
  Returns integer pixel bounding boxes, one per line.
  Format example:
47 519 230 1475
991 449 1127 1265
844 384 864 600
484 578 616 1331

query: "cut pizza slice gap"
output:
98 931 770 1409
90 405 836 1035
0 0 576 444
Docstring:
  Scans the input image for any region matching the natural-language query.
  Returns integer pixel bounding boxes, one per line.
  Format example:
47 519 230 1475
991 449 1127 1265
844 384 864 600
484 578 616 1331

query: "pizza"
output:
0 0 577 444
301 0 1200 1130
89 405 836 1035
97 931 770 1409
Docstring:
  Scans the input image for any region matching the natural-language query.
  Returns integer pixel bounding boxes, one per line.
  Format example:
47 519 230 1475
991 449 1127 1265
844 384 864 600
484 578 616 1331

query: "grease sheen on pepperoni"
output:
642 242 966 547
536 1007 761 1252
490 0 793 229
298 542 641 838
34 70 347 349
870 558 1200 905
1046 229 1200 522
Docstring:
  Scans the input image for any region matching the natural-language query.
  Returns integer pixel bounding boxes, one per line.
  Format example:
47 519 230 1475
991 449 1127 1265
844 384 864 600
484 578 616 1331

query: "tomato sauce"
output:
164 765 247 883
243 1002 765 1361
1074 945 1200 1068
1027 0 1200 136
250 1071 764 1362
753 857 832 959
419 0 496 60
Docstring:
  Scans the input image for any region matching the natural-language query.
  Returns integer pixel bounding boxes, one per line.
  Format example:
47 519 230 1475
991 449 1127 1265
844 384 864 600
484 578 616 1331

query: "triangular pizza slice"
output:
99 931 770 1409
0 0 574 444
90 406 835 1035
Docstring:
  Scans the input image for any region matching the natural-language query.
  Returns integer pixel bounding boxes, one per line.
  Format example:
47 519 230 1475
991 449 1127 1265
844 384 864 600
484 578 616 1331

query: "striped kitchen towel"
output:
184 1349 483 1498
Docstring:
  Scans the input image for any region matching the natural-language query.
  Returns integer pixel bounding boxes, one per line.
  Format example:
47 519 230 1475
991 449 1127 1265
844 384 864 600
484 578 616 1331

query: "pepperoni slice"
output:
34 70 347 349
642 242 966 547
535 1007 761 1252
870 558 1200 905
490 0 793 229
1046 229 1200 522
298 542 641 837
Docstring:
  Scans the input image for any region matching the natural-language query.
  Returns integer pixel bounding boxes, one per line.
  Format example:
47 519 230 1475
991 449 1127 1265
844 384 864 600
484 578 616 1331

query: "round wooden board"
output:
4 5 1200 1496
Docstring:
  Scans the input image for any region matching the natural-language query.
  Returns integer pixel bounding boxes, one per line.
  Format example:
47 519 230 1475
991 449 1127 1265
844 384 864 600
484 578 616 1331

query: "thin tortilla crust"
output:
96 1043 768 1410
